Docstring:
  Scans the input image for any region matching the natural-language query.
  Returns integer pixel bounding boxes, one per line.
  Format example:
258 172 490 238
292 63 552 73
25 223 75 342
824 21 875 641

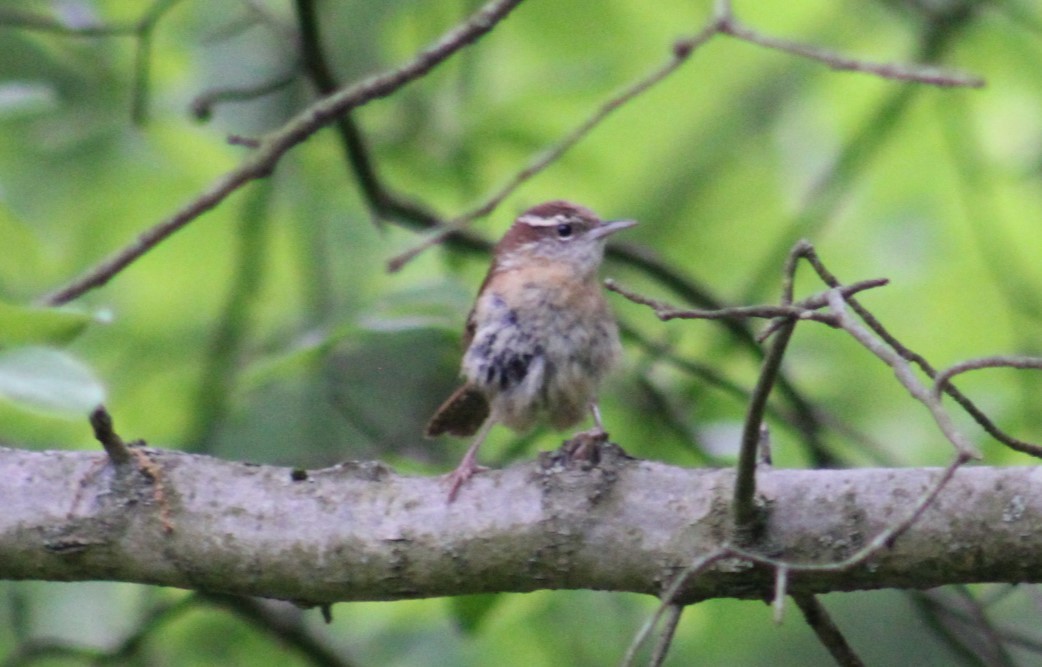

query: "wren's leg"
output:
446 419 494 502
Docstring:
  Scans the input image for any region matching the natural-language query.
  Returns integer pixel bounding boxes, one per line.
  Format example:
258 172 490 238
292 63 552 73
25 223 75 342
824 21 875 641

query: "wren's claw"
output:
445 459 489 502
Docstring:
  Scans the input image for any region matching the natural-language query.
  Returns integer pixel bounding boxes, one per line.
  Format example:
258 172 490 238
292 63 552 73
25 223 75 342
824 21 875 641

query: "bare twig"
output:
605 278 886 326
934 355 1042 398
608 269 893 538
190 70 300 121
792 243 1042 458
720 16 984 88
826 289 980 459
917 589 1042 660
607 244 840 468
621 549 730 666
730 453 969 572
773 566 789 624
793 594 866 667
647 604 684 667
386 19 724 272
40 0 527 306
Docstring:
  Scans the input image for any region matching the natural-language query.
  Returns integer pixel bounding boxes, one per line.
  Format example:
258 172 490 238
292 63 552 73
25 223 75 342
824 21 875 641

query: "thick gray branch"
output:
0 445 1037 604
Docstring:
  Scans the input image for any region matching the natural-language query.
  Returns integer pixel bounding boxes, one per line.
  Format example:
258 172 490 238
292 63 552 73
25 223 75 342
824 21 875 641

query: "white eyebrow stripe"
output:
518 214 569 227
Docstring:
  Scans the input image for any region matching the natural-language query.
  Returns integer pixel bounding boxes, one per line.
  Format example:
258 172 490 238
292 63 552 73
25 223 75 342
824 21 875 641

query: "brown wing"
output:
425 384 490 437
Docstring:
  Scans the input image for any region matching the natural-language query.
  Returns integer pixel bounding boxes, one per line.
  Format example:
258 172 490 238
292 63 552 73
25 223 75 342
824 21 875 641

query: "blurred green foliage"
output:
2 0 1042 664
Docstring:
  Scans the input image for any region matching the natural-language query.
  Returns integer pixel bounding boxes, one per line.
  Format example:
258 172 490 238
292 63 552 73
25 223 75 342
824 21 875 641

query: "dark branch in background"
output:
622 323 882 467
793 595 866 667
38 0 527 306
621 548 730 666
0 1 184 123
129 0 185 124
387 0 981 272
613 241 994 661
608 243 840 468
385 21 722 273
184 185 274 453
608 248 896 537
913 589 1042 664
293 0 443 230
2 592 348 667
944 586 1017 667
200 593 353 667
741 8 979 301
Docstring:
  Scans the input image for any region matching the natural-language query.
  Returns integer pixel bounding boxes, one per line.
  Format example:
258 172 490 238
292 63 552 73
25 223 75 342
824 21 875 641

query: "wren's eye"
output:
555 223 574 239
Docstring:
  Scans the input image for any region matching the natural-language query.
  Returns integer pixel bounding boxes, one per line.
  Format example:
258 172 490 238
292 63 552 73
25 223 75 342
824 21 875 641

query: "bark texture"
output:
1 444 1038 604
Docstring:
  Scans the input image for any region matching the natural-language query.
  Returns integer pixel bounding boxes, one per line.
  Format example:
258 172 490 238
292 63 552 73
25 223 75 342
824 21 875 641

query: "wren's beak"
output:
588 218 637 240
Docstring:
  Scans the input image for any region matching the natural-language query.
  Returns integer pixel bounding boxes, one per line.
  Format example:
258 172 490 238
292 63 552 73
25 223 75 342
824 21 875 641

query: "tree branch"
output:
39 0 526 306
3 445 1042 604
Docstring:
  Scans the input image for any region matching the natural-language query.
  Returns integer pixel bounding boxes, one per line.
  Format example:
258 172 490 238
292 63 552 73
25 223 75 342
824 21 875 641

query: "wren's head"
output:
493 200 636 276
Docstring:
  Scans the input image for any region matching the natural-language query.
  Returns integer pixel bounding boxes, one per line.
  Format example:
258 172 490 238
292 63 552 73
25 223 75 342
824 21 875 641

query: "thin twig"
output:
826 289 980 459
386 20 725 273
607 244 840 468
947 586 1018 667
917 589 1042 658
934 355 1042 398
795 243 1042 458
647 604 684 667
729 453 968 572
40 0 527 306
621 549 730 666
190 70 300 121
293 0 443 230
773 566 789 624
720 16 984 88
605 278 886 325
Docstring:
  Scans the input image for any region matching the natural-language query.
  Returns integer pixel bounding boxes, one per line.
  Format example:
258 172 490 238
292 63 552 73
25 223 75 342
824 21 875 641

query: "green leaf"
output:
0 301 95 347
0 347 106 416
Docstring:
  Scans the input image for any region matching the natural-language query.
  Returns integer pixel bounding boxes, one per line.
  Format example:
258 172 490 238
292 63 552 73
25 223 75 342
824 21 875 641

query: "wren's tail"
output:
425 384 490 437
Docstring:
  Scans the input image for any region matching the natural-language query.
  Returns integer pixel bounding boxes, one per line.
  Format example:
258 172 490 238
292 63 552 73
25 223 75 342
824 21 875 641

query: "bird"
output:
426 200 636 501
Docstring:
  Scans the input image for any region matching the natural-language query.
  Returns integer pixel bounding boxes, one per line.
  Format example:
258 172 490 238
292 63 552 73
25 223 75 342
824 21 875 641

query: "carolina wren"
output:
426 200 636 501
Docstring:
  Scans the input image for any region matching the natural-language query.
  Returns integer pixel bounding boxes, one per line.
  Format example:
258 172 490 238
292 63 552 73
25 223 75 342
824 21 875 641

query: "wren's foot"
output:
561 428 609 462
445 459 489 503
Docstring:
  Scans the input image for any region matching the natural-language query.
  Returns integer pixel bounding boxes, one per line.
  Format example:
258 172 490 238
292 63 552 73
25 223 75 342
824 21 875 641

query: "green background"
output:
2 0 1041 664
